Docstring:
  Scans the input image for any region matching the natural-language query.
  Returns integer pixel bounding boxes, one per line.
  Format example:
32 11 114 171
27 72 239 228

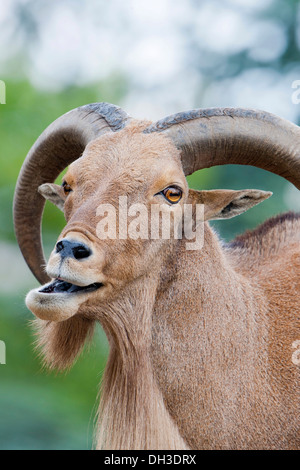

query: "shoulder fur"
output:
226 212 300 269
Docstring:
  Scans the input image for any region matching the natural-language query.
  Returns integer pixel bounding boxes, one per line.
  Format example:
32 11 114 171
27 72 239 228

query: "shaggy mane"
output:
228 212 300 259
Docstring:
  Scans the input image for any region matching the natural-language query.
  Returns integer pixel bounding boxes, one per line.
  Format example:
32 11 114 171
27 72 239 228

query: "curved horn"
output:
13 103 131 284
144 108 300 190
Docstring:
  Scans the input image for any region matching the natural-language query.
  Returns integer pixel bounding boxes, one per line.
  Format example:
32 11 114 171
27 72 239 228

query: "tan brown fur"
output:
151 217 300 449
32 316 95 371
229 212 300 267
25 121 299 449
94 275 188 449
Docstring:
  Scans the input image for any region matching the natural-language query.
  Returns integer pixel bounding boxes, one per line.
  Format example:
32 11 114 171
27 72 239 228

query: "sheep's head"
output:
14 103 300 323
26 125 191 321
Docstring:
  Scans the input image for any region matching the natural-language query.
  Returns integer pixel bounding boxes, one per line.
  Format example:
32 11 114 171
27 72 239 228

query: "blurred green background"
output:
0 0 300 450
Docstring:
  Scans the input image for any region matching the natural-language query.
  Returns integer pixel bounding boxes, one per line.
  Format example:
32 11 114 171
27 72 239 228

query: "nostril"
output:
56 240 64 253
72 244 91 260
55 239 91 260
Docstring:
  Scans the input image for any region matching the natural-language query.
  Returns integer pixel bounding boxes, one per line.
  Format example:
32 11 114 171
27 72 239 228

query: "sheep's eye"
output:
162 186 182 204
62 181 72 194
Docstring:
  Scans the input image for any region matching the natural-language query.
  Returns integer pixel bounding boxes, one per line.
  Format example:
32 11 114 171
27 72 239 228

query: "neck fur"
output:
95 225 266 449
95 273 188 450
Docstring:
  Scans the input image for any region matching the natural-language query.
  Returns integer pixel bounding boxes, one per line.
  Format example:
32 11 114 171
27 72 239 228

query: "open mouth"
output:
39 279 103 294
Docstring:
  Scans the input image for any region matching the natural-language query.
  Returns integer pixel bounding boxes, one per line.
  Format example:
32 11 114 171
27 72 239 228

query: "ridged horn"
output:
144 108 300 190
13 103 131 284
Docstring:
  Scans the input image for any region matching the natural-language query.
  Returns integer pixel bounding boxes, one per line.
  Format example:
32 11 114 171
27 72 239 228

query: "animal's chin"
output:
39 278 103 295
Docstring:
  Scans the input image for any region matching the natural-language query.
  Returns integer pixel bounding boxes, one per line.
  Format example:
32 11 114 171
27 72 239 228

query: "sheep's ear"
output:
188 189 272 221
38 183 66 211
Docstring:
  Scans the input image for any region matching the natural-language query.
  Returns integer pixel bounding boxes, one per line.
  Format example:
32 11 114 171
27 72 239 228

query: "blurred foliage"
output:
1 0 300 451
188 0 300 82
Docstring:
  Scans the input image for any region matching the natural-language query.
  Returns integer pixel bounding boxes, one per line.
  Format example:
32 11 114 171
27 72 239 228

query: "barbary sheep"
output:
14 103 300 449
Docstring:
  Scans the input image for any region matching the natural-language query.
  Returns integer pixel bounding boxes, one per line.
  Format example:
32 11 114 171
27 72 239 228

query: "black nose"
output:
56 240 91 260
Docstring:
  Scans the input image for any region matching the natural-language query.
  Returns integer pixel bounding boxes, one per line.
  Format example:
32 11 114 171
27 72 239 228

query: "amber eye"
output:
62 181 72 194
162 186 182 204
